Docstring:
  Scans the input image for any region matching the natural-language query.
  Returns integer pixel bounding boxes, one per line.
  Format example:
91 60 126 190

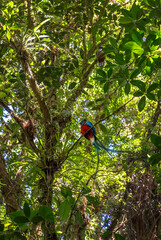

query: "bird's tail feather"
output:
94 140 100 150
93 141 100 176
93 136 129 177
95 147 100 175
95 136 129 153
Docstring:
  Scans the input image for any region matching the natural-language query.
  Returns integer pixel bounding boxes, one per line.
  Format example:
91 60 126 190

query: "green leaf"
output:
99 124 108 134
131 30 142 45
82 187 91 195
131 80 146 92
8 1 14 8
147 83 158 93
130 68 141 79
14 216 29 224
103 82 109 93
33 19 50 33
52 80 60 89
133 91 144 97
121 9 133 18
146 66 152 76
147 92 156 101
92 25 98 35
103 46 114 53
6 30 11 41
0 92 6 98
158 234 161 239
119 16 133 24
150 134 161 150
39 206 50 218
115 53 125 65
137 56 147 67
59 199 71 221
0 17 5 25
94 76 106 82
0 223 4 232
125 83 130 95
114 233 126 240
23 202 30 218
31 215 44 225
102 230 111 238
108 68 113 78
39 206 54 221
149 153 161 165
138 96 146 111
81 181 88 189
0 107 3 117
131 4 141 19
124 42 144 55
110 37 117 48
97 69 106 77
9 211 24 219
69 82 77 89
29 209 38 219
86 196 99 206
61 187 72 198
75 211 83 226
31 167 45 178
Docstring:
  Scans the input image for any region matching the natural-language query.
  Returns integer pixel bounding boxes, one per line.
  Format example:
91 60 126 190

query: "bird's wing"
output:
85 121 93 127
85 121 96 135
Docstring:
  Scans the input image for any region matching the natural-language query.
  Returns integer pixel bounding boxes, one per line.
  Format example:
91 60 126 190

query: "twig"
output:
113 213 136 233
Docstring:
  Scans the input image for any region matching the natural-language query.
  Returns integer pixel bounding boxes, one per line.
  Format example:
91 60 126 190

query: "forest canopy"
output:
0 0 161 239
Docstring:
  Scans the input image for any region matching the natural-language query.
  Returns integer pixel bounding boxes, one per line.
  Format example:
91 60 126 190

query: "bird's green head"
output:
80 119 86 126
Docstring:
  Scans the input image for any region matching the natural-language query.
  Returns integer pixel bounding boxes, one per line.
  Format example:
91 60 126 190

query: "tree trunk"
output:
0 153 21 214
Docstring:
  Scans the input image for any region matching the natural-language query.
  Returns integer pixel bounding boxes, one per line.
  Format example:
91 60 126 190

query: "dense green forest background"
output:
0 0 161 239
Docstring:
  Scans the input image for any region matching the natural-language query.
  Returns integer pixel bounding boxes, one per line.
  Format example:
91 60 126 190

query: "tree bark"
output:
0 152 21 214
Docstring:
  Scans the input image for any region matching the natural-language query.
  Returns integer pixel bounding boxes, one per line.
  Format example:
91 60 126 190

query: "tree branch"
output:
0 99 40 154
26 63 50 123
26 0 35 29
147 100 161 140
10 40 50 123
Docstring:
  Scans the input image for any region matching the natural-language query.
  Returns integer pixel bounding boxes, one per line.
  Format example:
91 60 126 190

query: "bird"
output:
96 46 105 67
80 119 128 174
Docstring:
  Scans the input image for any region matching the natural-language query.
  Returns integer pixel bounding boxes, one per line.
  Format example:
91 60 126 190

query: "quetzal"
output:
80 119 127 173
96 46 105 67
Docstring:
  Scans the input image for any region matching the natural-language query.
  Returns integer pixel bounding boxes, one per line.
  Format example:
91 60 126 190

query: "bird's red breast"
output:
81 122 94 140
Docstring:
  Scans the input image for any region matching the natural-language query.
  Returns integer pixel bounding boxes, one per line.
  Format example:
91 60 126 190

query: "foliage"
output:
0 0 161 239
